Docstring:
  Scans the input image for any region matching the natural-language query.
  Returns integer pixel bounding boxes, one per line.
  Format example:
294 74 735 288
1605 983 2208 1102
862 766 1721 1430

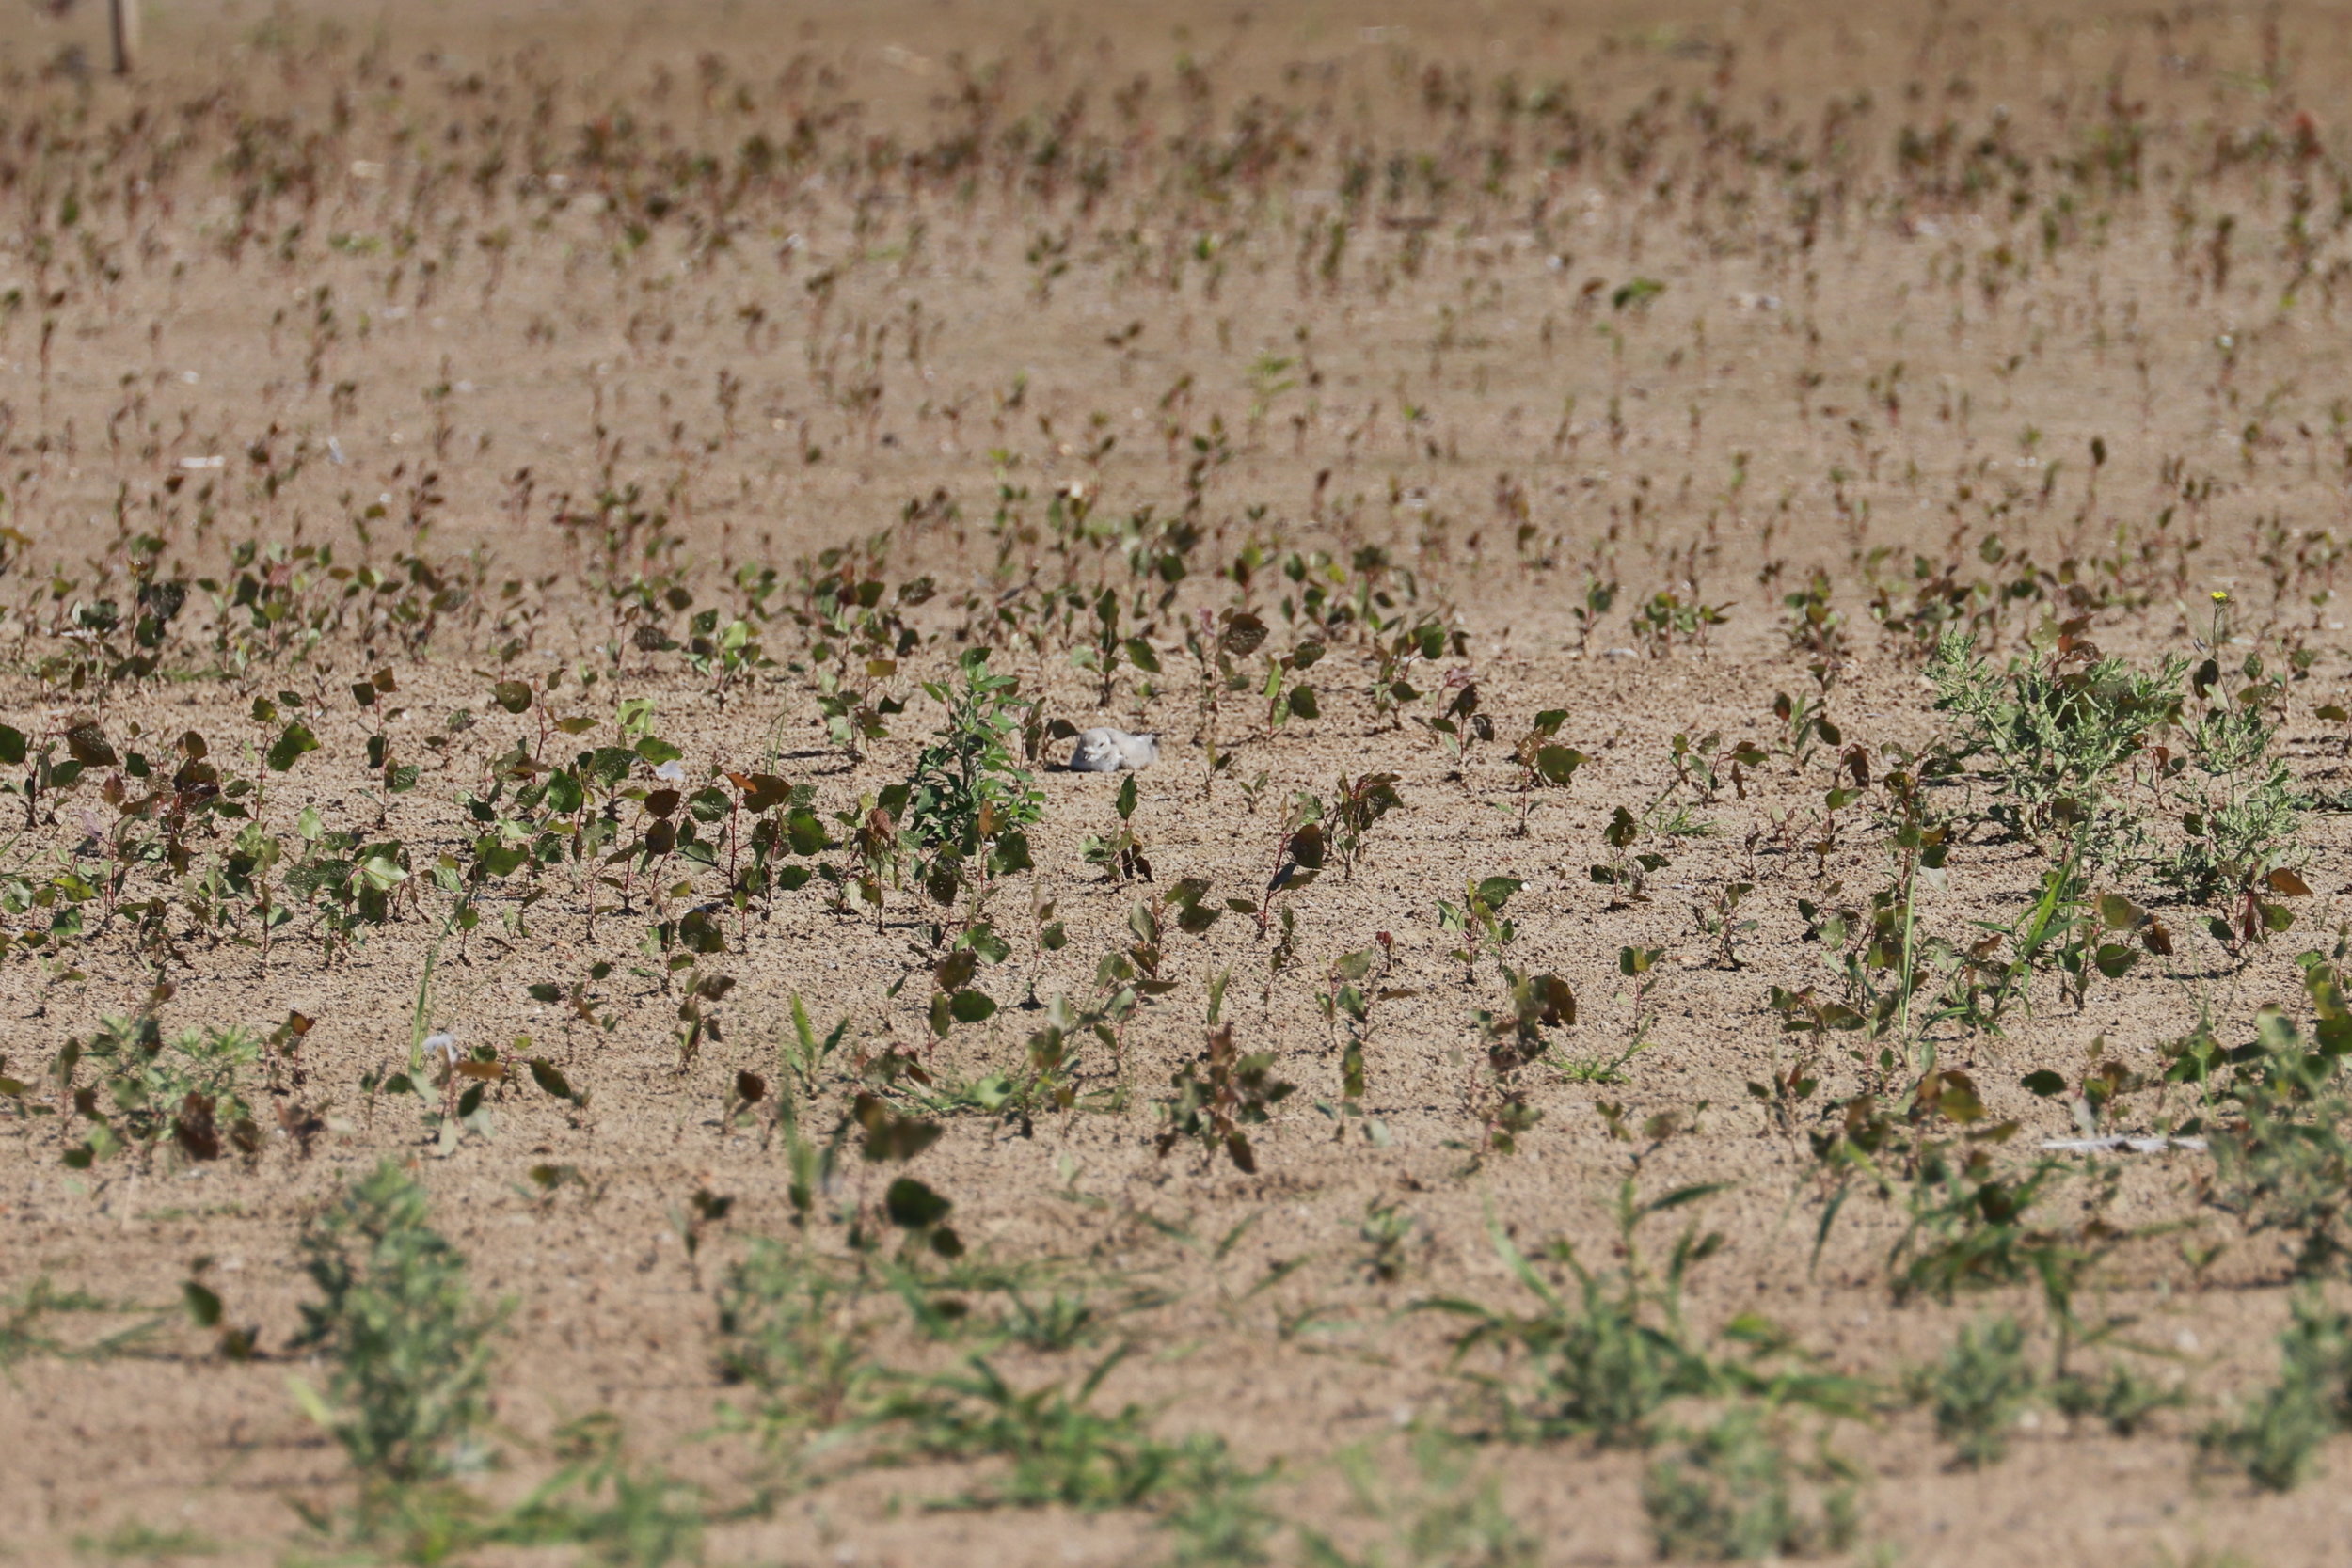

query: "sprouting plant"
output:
1690 881 1757 969
290 1162 506 1499
1472 967 1576 1148
1503 712 1583 835
1779 568 1851 669
1921 1315 2037 1468
1590 805 1670 907
1423 1171 1862 1448
1570 576 1619 657
1667 730 1767 804
1071 585 1162 706
1311 771 1404 879
1081 773 1152 881
1928 624 2181 862
2195 959 2352 1275
1251 805 1326 945
1417 671 1491 767
2161 628 2311 948
1184 606 1266 790
1629 588 1730 657
1559 946 1662 1085
57 1013 264 1170
905 648 1042 903
1152 982 1289 1175
2201 1290 2352 1491
1369 613 1453 728
1770 683 1843 775
1319 939 1400 1143
1300 1429 1537 1568
1259 633 1327 739
1155 1019 1295 1175
1642 1402 1857 1562
681 608 771 705
1357 1198 1418 1286
1438 875 1521 985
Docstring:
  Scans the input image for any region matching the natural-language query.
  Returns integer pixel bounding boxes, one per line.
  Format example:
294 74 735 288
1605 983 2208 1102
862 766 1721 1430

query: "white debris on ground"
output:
1068 728 1160 772
2038 1134 2207 1154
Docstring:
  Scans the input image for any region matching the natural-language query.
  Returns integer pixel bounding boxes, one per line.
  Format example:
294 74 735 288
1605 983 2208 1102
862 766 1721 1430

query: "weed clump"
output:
1928 626 2179 862
1641 1403 1857 1561
60 1012 263 1169
1922 1315 2037 1468
2203 1291 2352 1491
291 1160 505 1490
905 647 1042 878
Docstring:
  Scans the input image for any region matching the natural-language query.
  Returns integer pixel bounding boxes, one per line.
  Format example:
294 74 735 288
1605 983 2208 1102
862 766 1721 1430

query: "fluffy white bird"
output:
1067 727 1160 772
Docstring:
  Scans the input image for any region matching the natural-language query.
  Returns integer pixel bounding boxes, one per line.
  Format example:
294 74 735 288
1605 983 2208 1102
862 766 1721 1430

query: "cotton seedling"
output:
1080 773 1152 881
1438 875 1521 986
1470 967 1576 1150
1367 612 1450 727
1071 585 1163 706
1156 977 1295 1173
1417 670 1491 768
1295 771 1403 879
1557 946 1663 1085
1317 938 1403 1143
1689 881 1757 969
1502 712 1583 835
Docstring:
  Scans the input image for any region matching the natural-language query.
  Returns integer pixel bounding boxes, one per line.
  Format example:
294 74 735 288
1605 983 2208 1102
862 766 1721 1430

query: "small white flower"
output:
653 759 686 783
421 1032 459 1066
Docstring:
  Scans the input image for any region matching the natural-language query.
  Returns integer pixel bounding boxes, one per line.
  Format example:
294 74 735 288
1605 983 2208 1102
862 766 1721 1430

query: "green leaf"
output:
1122 637 1161 673
0 724 24 766
1474 875 1523 909
65 719 117 768
1287 684 1320 720
492 679 533 714
265 721 319 772
2092 942 2138 979
856 1094 943 1162
1221 612 1268 656
528 1058 579 1102
885 1176 953 1229
2021 1070 2068 1098
1115 774 1138 820
586 747 637 786
949 989 997 1024
990 830 1033 876
1534 744 1585 785
1611 276 1665 309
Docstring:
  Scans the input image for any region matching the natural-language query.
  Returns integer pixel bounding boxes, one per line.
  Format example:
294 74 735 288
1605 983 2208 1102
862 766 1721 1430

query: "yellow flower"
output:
2211 590 2232 604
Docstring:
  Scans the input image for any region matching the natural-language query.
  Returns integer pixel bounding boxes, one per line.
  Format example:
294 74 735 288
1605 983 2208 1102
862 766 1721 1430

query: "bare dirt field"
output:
9 1 2352 1563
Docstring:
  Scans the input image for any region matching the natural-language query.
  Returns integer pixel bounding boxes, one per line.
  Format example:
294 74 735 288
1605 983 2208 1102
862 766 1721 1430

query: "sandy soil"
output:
5 1 2352 1564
